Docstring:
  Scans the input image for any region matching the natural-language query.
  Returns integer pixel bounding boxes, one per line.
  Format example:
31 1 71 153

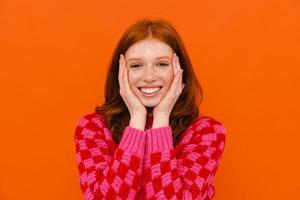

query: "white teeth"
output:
140 87 161 94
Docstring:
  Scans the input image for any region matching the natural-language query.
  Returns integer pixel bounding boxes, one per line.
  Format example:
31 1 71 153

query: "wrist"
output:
130 115 146 131
152 113 169 128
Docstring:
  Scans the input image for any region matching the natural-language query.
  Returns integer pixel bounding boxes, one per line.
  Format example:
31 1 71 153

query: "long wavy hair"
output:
95 18 203 146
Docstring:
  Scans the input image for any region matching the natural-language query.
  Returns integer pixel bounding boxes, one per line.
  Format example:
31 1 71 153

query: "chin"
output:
142 101 158 107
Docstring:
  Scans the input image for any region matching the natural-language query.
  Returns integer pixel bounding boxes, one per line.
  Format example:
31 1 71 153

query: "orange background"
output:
1 0 299 199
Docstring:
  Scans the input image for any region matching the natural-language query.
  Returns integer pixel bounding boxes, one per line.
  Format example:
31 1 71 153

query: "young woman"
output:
74 19 226 200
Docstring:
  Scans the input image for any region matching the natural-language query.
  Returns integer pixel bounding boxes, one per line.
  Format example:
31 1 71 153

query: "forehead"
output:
125 39 173 61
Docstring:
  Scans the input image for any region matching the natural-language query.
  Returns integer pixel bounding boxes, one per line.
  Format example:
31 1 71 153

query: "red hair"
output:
95 18 203 146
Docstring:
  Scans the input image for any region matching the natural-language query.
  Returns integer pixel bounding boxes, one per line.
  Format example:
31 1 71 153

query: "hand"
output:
118 54 147 118
153 53 185 117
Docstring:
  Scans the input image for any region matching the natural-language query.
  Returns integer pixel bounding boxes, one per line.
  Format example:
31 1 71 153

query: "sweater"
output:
74 112 226 200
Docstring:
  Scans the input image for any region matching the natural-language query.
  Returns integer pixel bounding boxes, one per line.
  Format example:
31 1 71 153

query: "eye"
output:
158 62 169 67
130 64 141 68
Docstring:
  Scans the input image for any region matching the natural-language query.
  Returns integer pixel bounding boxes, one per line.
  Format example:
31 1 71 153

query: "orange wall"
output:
1 0 299 199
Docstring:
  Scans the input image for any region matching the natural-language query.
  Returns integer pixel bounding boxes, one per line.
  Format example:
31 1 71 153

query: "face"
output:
125 38 174 108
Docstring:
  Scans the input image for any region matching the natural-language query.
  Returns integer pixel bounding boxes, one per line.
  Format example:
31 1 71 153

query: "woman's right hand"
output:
118 54 147 119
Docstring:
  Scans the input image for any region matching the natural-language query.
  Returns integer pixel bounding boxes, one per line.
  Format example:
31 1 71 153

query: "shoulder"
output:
74 112 110 140
177 114 227 146
191 115 227 150
191 114 227 135
75 112 105 128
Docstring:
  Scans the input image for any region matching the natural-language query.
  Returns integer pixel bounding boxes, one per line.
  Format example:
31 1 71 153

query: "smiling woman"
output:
74 18 227 200
125 39 174 109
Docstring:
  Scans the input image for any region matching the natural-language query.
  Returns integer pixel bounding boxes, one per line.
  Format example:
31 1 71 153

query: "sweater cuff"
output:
119 126 146 157
145 126 174 153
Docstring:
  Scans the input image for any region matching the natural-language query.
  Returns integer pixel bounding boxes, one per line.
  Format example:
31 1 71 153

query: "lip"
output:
139 87 162 97
138 85 162 89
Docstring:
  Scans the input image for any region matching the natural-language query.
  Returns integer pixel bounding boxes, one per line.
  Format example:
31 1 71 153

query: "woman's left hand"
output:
153 53 185 117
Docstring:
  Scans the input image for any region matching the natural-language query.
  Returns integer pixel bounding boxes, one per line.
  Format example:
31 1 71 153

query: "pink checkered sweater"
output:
74 112 226 200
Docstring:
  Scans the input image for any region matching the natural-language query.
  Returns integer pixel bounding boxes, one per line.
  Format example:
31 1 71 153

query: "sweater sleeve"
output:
74 115 146 200
142 117 226 200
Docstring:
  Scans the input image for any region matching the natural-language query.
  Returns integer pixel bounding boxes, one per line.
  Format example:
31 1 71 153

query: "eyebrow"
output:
127 56 171 62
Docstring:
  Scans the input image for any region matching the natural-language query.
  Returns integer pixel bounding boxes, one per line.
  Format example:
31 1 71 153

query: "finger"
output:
175 54 181 70
122 55 132 95
175 55 184 87
118 54 121 80
169 69 183 95
118 54 124 94
176 69 184 89
121 54 127 94
179 69 183 84
172 53 178 76
180 70 184 89
177 70 184 94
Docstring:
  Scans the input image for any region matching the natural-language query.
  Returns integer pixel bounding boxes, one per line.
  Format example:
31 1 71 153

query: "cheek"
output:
128 73 138 87
164 73 174 86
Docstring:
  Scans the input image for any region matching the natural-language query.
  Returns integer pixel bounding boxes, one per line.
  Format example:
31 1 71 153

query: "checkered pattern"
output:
142 117 226 200
74 112 226 200
74 114 146 200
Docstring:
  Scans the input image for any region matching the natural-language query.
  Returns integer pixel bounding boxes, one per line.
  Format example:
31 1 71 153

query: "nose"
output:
143 66 157 82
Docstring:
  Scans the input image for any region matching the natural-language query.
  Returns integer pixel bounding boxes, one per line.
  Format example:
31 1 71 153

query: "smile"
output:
138 87 162 97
